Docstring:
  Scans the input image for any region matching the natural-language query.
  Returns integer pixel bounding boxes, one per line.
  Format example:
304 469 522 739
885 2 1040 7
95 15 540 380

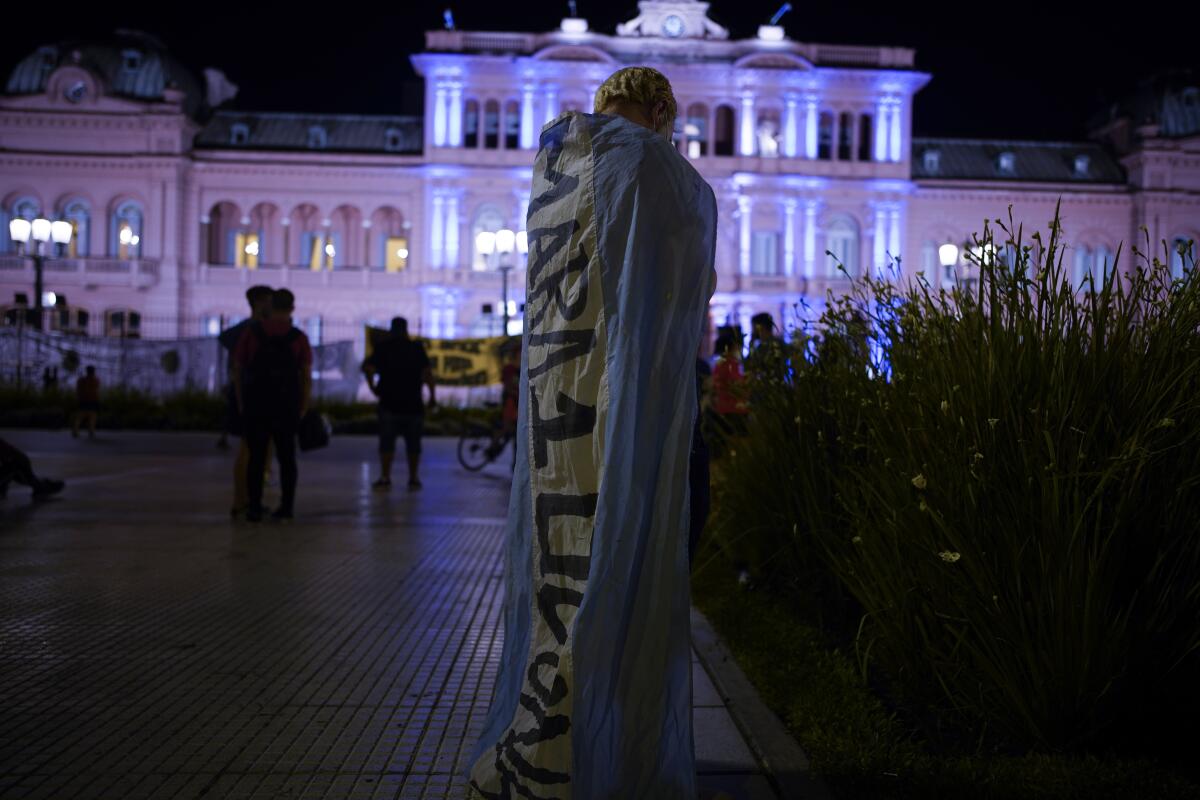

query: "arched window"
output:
756 107 781 158
62 200 90 258
111 201 144 260
858 115 873 162
471 205 506 271
1094 245 1114 286
713 105 735 157
484 100 500 149
1170 235 1193 280
817 112 834 160
464 100 480 148
384 127 404 152
307 126 327 149
825 216 860 278
230 123 249 146
837 112 854 160
504 100 520 150
104 308 142 338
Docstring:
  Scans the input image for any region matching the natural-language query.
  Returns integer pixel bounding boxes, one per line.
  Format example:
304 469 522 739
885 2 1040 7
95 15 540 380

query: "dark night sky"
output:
4 1 1196 141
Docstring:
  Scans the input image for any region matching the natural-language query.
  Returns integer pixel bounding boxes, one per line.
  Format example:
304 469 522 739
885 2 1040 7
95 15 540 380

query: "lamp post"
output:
9 217 73 330
938 242 959 290
475 228 527 336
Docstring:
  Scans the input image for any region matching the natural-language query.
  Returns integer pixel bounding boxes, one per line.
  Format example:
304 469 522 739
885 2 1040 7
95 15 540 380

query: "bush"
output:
709 207 1200 757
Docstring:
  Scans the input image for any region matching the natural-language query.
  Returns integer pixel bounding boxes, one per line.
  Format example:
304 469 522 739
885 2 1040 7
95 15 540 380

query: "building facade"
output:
2 1 1198 351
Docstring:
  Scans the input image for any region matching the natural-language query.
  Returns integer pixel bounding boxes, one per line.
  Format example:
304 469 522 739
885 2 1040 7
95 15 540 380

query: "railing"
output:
0 256 160 288
196 263 526 293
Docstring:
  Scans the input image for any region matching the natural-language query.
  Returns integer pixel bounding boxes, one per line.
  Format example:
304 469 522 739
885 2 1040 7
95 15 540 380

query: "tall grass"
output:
709 206 1200 754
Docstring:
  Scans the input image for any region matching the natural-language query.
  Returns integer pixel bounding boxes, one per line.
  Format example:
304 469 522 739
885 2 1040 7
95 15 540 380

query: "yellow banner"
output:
365 327 512 386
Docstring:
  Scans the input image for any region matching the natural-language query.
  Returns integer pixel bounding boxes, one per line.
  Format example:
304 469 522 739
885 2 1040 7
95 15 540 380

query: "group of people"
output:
220 285 312 522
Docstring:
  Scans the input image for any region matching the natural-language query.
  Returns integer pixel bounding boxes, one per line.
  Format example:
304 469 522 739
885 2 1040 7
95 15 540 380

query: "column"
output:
433 83 448 147
888 206 902 272
889 99 902 162
431 195 445 268
199 215 210 264
804 97 818 159
873 207 887 278
449 82 463 147
521 85 536 149
783 95 799 158
543 86 559 125
850 113 861 161
362 220 372 269
784 200 797 276
739 93 756 156
874 99 889 162
804 201 817 278
738 196 752 275
445 193 460 269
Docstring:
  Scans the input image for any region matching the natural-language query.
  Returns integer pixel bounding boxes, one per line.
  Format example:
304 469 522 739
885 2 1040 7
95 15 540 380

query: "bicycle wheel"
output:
457 425 494 472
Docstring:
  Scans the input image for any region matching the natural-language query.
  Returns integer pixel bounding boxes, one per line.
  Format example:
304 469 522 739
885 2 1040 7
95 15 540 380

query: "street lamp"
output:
476 228 526 336
9 216 72 329
938 242 959 287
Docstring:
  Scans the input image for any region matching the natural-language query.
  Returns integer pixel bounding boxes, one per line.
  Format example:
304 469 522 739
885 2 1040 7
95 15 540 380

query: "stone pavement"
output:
0 430 792 799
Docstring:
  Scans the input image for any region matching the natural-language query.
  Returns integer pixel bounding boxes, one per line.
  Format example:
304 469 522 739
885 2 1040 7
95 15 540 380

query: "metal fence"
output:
0 315 504 407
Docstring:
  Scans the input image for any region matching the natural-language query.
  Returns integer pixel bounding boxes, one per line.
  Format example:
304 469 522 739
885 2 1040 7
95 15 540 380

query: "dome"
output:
4 29 208 117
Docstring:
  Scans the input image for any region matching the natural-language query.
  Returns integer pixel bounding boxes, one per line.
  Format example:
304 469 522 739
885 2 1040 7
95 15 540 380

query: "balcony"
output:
0 256 160 290
194 263 526 294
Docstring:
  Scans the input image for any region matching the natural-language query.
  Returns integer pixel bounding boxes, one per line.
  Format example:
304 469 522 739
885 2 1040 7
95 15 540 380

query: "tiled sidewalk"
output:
0 431 781 799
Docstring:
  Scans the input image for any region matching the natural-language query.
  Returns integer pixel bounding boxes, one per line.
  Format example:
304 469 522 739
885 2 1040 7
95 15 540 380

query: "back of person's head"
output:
751 312 776 338
715 334 737 357
246 285 272 308
390 316 409 338
271 289 295 313
594 66 677 139
85 365 96 376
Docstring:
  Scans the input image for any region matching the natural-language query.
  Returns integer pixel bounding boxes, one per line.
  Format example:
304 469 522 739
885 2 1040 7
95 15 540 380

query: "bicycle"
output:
457 410 517 472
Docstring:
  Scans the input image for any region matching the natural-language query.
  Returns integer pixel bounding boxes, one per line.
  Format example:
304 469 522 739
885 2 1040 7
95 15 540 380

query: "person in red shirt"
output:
72 366 101 439
709 330 748 457
232 289 313 522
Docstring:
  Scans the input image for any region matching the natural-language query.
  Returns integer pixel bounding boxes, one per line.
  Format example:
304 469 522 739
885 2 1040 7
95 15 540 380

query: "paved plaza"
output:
0 430 793 800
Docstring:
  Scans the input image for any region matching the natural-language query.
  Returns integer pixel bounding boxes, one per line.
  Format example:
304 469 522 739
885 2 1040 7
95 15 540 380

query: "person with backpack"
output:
232 289 312 522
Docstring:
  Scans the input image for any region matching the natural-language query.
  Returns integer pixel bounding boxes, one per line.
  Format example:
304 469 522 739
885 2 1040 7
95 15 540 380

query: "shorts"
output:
378 410 424 456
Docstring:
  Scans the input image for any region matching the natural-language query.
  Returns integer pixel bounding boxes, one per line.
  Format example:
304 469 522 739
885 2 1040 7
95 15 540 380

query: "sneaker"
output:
372 476 392 490
245 506 264 523
32 479 65 499
270 508 294 522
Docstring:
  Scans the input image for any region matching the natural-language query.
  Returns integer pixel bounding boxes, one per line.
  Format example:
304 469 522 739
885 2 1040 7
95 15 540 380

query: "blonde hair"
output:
593 66 677 135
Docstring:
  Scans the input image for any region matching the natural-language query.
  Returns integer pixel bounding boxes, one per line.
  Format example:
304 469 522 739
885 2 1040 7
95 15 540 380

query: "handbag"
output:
298 409 331 452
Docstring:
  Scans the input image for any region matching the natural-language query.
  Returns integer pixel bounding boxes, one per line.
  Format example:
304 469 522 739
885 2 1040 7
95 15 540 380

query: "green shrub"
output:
710 206 1200 755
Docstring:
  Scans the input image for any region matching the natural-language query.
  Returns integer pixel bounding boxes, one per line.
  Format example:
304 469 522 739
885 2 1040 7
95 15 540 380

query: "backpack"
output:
245 323 301 416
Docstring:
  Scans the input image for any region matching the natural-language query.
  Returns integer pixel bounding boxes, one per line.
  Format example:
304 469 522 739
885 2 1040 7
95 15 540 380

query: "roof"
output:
1088 71 1200 139
912 139 1126 184
195 111 423 155
4 30 207 117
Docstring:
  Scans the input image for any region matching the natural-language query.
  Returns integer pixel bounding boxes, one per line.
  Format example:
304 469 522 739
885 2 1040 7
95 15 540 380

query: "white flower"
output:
852 536 863 544
940 400 950 414
939 551 961 563
911 473 928 490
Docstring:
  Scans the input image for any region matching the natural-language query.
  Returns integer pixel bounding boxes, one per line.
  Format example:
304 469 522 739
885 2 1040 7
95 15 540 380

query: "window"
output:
111 201 143 260
384 127 404 152
1074 154 1090 178
921 241 938 282
230 123 249 146
464 100 479 148
62 200 90 258
303 232 336 271
12 197 39 221
1094 245 1114 285
686 104 709 158
750 232 780 276
756 108 781 158
858 115 873 162
484 100 500 149
923 149 941 174
837 112 854 161
121 49 142 73
713 105 735 157
385 236 409 272
997 151 1016 175
234 231 260 268
1171 236 1192 280
307 126 327 149
471 206 506 271
826 217 859 278
817 111 833 160
104 309 141 338
504 101 520 150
